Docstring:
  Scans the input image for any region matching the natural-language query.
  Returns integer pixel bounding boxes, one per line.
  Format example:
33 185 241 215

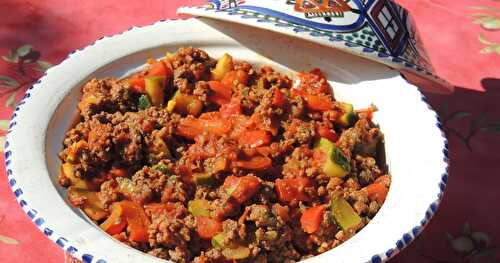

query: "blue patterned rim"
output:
3 18 449 263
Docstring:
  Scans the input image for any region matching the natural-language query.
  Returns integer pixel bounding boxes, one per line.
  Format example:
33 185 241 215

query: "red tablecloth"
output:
1 1 499 262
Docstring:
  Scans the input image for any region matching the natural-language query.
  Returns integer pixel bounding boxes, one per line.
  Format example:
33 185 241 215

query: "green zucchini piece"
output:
337 103 357 127
193 173 218 187
211 233 225 248
331 195 362 231
188 199 211 217
314 138 350 177
222 246 251 260
152 163 171 175
145 76 166 107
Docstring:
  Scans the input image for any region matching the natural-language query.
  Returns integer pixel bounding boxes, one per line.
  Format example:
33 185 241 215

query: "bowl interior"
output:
8 19 446 263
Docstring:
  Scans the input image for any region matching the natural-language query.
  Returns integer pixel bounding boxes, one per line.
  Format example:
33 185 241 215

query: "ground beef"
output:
78 78 138 120
130 167 168 203
282 119 315 145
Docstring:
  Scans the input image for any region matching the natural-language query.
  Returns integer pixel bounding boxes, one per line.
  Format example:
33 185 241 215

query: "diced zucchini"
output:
166 99 176 113
145 76 166 107
211 232 250 260
211 233 225 248
337 103 357 127
167 90 203 116
61 163 89 189
193 173 218 187
331 195 362 231
138 94 152 110
67 187 108 221
165 52 175 61
188 199 211 217
152 163 171 175
314 138 350 177
222 246 251 260
211 53 233 81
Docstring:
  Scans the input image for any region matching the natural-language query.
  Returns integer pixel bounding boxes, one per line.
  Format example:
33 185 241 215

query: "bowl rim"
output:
3 18 449 263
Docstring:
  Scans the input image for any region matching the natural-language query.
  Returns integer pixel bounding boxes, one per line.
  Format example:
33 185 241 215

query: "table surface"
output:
0 0 499 262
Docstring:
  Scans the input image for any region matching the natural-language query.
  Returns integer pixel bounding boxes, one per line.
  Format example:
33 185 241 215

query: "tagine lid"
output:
178 0 453 94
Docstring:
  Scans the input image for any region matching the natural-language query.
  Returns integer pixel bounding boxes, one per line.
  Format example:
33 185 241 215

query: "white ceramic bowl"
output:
4 19 448 263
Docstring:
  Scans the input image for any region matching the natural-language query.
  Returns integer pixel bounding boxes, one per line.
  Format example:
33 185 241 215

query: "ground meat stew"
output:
59 47 391 263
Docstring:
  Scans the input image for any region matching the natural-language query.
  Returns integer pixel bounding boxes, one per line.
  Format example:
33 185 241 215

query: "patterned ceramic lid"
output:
178 0 453 93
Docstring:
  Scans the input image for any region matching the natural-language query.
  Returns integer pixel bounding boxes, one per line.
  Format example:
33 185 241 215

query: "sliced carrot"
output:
271 88 286 106
196 216 222 240
100 203 127 235
366 183 389 204
223 175 261 204
300 205 325 234
120 201 150 242
208 80 231 105
275 177 313 203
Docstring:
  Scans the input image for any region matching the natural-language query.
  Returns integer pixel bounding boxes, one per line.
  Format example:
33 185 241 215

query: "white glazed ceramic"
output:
4 19 448 263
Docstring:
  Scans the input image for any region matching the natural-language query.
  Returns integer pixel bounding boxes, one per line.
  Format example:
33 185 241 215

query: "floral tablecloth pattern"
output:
0 0 499 262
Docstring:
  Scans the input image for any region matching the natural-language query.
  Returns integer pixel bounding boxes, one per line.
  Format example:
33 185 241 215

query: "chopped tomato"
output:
366 183 389 204
305 94 334 112
119 201 150 242
176 115 232 140
144 202 184 219
293 69 330 95
275 177 313 203
220 99 242 117
374 175 391 188
315 123 338 142
196 216 222 240
128 61 171 93
213 199 239 221
144 202 177 213
234 155 272 171
208 80 231 105
147 60 171 78
107 167 128 178
178 164 194 185
271 88 286 106
272 204 290 222
239 130 271 148
221 70 248 87
128 75 146 93
223 175 261 204
255 146 273 157
300 205 325 234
